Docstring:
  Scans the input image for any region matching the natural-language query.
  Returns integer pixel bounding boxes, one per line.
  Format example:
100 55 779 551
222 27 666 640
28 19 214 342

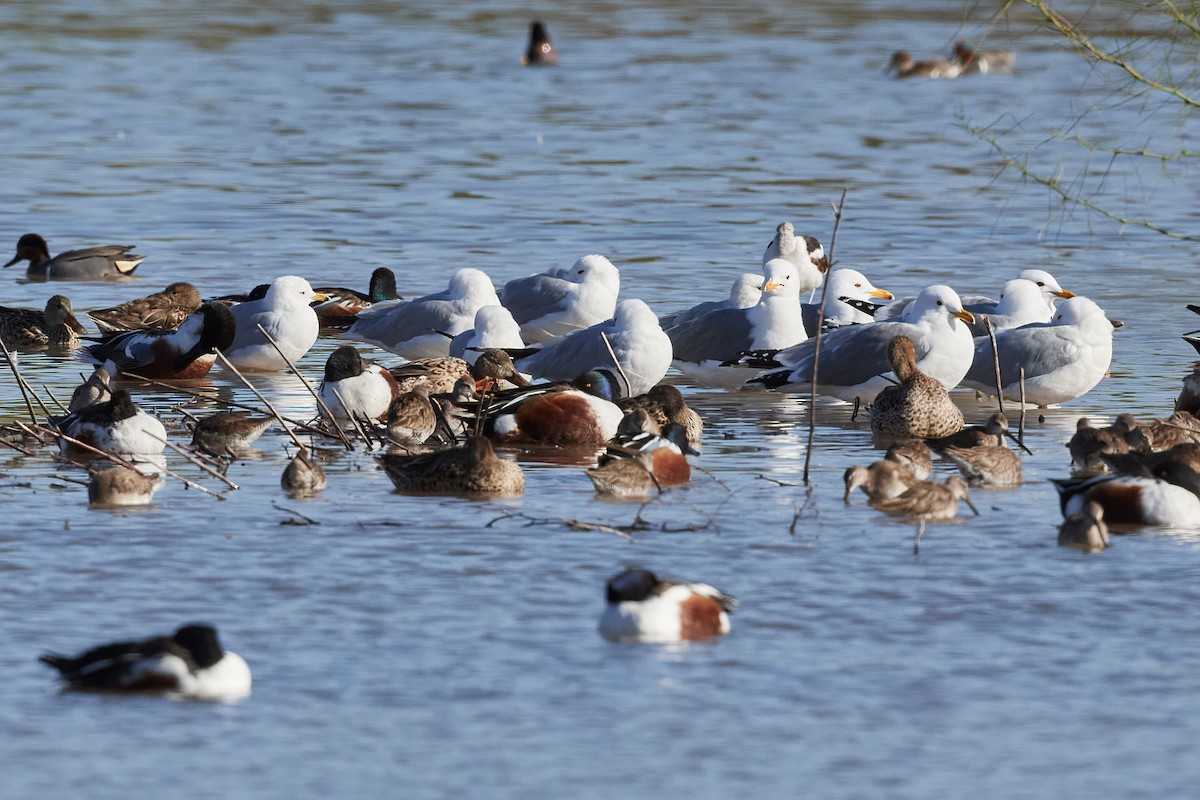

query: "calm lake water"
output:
3 1 1200 798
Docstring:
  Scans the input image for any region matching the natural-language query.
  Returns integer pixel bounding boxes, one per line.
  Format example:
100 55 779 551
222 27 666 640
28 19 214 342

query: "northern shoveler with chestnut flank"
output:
669 259 808 389
224 276 326 371
521 21 557 65
884 441 933 480
190 412 273 458
617 383 703 452
843 460 918 503
500 255 620 344
940 444 1022 488
282 450 326 497
69 366 113 412
51 388 166 457
312 267 400 327
40 624 250 700
487 369 625 446
1058 501 1110 552
762 223 828 291
962 296 1115 407
88 466 162 508
870 335 964 440
0 295 86 350
348 268 500 359
317 346 400 423
513 299 671 397
378 435 524 496
88 282 202 333
1052 470 1200 528
586 422 695 497
599 568 736 644
81 301 235 379
887 51 962 79
4 233 144 280
750 285 976 402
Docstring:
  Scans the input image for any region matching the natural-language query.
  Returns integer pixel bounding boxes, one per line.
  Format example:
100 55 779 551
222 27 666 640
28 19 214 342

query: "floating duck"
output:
388 356 472 394
40 624 250 700
81 301 236 379
887 51 962 79
0 295 85 350
586 421 695 497
51 388 166 457
88 282 202 333
4 233 144 280
599 567 736 643
953 41 1015 74
87 466 162 508
1052 469 1200 528
869 335 964 440
487 369 625 446
617 384 703 452
224 276 326 371
378 435 524 496
312 267 400 327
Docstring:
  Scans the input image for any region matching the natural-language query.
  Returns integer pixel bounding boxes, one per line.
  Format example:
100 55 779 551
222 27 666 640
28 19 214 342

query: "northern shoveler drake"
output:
386 383 438 447
487 369 626 446
87 465 162 507
520 21 557 66
449 305 526 364
617 383 703 452
843 459 918 503
190 412 273 458
750 285 975 403
88 282 202 333
884 441 933 480
928 411 1008 450
0 295 86 350
500 255 620 343
512 299 672 397
939 444 1022 488
223 276 326 371
599 568 736 644
962 296 1115 407
873 475 978 520
348 268 500 359
761 223 828 292
312 267 400 327
282 450 326 497
317 345 400 424
51 388 166 457
887 51 962 79
388 356 472 394
869 335 964 440
40 624 251 700
3 233 144 280
953 41 1015 74
669 259 809 389
1052 469 1200 528
1058 500 1110 552
800 267 893 335
378 435 525 496
586 421 695 497
81 301 235 379
69 366 113 412
659 273 763 331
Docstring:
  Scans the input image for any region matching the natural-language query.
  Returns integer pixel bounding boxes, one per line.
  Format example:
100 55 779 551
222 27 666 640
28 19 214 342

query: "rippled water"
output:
3 2 1200 797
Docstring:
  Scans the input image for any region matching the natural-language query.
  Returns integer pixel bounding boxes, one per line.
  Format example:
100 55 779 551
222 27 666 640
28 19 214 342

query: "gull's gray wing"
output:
500 274 573 324
667 308 753 363
782 320 928 386
965 323 1080 386
516 320 617 381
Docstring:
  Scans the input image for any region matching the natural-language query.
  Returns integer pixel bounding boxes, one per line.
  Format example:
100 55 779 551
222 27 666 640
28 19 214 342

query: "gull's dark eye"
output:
854 283 862 288
936 300 943 306
1037 281 1046 287
578 269 585 275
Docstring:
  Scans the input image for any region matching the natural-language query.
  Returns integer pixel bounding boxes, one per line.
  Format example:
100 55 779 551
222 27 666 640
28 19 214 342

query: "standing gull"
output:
762 223 828 293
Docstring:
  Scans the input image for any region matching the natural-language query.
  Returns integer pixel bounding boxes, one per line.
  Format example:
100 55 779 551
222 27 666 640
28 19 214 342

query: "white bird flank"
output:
226 275 323 371
449 304 525 364
599 582 732 644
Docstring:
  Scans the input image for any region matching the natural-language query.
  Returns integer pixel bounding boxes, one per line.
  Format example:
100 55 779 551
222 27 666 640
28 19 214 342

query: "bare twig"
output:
803 189 848 485
255 323 353 449
144 430 239 490
599 331 633 398
214 350 309 453
1 338 39 423
984 316 1006 417
1019 367 1027 446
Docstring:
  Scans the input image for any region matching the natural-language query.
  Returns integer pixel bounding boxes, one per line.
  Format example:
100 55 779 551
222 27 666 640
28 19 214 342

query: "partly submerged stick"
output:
984 316 1006 417
214 350 309 453
1 337 39 423
802 188 848 486
254 324 353 449
144 429 239 490
1018 367 1027 447
328 385 376 449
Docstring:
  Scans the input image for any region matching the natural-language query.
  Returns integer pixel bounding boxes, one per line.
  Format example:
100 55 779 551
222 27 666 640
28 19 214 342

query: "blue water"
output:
3 2 1200 798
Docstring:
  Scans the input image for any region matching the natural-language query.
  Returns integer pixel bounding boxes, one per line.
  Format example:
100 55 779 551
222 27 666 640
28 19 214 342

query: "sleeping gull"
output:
658 272 763 330
749 284 976 402
961 295 1114 407
667 258 807 388
449 305 525 365
499 254 620 343
513 298 671 397
348 268 500 360
762 222 829 293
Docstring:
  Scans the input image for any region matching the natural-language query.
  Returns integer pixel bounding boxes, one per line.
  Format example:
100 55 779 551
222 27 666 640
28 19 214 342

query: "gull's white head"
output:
265 275 321 305
760 258 804 300
566 254 621 290
906 284 974 327
828 268 892 303
1019 269 1074 306
729 273 764 308
448 268 499 303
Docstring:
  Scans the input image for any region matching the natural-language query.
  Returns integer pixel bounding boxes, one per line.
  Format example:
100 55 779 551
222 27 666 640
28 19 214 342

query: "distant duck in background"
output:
953 41 1015 74
888 51 962 79
312 267 400 327
521 21 557 66
0 295 86 350
89 282 202 333
3 233 144 280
